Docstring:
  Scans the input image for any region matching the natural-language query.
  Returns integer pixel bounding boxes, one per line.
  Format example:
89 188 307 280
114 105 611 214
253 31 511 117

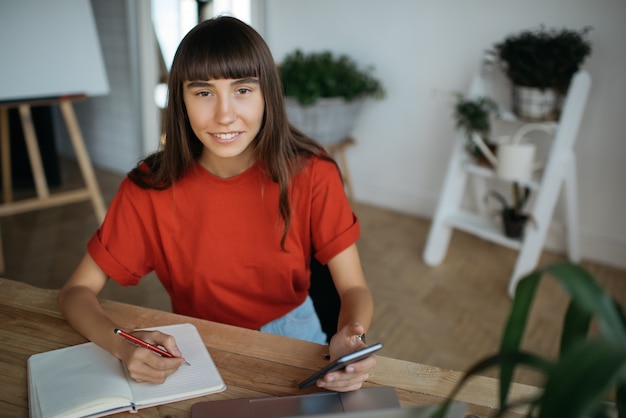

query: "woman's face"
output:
183 77 265 177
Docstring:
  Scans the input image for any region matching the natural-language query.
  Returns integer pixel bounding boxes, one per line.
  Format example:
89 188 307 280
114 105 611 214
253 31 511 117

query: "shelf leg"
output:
423 138 469 266
563 154 580 262
508 162 567 296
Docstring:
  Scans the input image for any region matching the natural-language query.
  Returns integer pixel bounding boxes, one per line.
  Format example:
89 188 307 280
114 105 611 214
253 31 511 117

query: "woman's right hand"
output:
117 330 187 384
58 254 185 384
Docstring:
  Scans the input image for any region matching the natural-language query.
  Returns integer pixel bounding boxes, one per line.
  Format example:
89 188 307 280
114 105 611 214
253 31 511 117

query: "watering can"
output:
471 123 555 182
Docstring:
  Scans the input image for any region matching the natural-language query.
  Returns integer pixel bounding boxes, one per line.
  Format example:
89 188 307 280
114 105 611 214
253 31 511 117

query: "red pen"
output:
114 328 191 366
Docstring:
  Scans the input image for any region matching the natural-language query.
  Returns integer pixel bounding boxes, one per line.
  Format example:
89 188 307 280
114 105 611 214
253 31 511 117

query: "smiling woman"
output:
57 16 376 393
182 77 264 178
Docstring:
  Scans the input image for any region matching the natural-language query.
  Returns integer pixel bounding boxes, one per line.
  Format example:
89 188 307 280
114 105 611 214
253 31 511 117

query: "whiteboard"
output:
0 0 110 102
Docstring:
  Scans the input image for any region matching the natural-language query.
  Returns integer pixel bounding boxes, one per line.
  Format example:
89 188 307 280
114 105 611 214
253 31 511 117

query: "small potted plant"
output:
453 94 499 164
493 26 592 121
485 182 534 238
433 261 626 418
279 49 385 144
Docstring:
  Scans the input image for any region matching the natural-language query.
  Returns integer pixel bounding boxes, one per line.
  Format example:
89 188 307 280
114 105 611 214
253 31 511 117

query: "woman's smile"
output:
212 132 242 144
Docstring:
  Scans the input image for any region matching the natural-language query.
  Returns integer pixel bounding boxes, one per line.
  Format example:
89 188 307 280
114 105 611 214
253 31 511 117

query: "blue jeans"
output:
260 296 327 344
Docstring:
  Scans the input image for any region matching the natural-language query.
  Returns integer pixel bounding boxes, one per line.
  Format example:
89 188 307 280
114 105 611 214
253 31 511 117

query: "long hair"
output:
128 16 335 248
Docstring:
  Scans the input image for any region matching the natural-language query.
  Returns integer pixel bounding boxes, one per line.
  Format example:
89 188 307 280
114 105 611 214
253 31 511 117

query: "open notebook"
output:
28 323 226 418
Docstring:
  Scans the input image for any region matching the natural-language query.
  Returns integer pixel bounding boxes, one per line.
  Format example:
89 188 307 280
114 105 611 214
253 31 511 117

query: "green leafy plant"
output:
433 261 626 418
486 182 534 238
453 94 499 159
494 26 592 94
279 49 385 105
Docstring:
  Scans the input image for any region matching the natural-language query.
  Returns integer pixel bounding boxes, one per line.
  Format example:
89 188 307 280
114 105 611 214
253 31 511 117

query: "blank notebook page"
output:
128 323 226 406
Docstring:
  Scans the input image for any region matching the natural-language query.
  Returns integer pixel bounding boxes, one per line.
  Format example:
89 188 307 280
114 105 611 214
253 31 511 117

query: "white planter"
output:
512 86 561 121
284 97 364 145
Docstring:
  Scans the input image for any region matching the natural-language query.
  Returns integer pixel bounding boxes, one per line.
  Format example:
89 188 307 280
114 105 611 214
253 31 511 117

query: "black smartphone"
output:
298 343 383 389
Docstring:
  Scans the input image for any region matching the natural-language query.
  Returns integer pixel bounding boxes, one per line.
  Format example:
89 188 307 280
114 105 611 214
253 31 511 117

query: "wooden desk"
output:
0 279 539 417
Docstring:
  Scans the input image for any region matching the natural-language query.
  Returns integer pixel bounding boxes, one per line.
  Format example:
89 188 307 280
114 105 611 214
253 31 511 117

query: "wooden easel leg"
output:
58 100 106 223
0 222 4 274
0 108 9 273
18 105 50 199
0 108 11 204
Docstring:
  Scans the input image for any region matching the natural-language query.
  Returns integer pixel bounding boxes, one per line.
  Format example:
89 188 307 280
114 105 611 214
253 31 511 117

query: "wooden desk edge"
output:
0 278 540 415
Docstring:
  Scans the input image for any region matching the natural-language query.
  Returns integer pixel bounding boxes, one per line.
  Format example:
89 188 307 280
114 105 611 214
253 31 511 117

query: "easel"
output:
0 95 107 273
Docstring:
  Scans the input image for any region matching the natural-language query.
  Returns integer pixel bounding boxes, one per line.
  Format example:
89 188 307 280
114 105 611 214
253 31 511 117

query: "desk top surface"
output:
0 278 537 417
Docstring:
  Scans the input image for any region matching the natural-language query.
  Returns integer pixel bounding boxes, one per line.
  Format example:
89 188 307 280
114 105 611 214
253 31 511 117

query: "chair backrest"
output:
309 256 340 343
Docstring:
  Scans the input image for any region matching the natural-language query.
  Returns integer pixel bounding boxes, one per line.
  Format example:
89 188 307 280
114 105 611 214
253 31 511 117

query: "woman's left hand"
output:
317 323 377 392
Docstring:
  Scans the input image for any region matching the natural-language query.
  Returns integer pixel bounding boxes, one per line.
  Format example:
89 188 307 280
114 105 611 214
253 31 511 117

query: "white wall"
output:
263 0 626 269
56 0 159 172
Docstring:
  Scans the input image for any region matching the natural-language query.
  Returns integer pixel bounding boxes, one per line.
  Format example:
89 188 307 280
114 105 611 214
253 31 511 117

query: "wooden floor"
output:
2 158 625 388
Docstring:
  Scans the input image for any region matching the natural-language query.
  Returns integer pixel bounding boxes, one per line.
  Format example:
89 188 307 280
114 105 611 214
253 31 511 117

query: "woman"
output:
58 16 374 392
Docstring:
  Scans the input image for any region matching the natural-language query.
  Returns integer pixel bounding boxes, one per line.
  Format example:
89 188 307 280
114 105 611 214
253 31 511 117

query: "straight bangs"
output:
180 28 262 82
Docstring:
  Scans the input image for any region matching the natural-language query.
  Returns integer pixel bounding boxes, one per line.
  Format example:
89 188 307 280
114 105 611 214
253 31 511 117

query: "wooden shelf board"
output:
445 211 522 250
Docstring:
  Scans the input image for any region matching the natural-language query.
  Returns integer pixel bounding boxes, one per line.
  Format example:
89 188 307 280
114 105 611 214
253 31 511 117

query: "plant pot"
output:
512 86 561 121
285 97 364 145
503 213 530 239
466 136 497 167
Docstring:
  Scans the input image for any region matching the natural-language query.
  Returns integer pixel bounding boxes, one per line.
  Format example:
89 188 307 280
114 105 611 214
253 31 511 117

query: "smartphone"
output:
298 343 383 389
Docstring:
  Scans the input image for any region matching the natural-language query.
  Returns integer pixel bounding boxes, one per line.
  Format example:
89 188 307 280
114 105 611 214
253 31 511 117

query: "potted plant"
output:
453 94 499 164
493 26 592 121
485 182 534 238
279 49 385 144
433 261 626 418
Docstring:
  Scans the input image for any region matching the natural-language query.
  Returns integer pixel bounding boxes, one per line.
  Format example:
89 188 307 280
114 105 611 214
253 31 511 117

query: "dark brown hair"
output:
128 16 335 247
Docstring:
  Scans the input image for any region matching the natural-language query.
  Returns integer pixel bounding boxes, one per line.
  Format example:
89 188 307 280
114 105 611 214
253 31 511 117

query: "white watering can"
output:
471 123 556 182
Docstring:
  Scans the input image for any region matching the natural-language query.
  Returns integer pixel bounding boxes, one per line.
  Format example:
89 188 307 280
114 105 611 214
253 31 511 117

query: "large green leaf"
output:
432 262 626 418
498 269 541 406
617 382 626 418
431 351 552 418
560 298 592 356
499 262 626 406
538 339 625 418
541 263 626 349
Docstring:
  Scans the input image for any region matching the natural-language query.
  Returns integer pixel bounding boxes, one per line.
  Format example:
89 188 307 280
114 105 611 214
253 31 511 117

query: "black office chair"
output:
309 255 341 344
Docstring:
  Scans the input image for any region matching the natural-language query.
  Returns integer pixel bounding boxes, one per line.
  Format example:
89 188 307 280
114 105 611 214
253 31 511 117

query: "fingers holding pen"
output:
115 329 187 384
136 330 184 359
125 350 185 384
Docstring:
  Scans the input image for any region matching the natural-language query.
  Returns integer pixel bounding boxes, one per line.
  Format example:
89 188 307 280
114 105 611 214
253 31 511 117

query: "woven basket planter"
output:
512 85 562 121
285 97 364 145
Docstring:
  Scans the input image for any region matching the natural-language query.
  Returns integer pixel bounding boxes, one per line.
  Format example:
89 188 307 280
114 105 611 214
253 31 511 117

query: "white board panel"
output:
0 0 110 102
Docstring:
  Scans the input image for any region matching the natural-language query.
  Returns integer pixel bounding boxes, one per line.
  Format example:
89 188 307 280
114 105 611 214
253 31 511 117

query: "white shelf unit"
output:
423 70 591 296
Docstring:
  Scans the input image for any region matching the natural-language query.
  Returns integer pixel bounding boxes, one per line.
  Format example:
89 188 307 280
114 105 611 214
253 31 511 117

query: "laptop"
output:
191 386 398 418
286 402 468 418
191 386 466 418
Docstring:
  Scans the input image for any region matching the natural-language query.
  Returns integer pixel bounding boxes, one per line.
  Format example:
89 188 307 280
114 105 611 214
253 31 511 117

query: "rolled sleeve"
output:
309 158 361 265
86 178 154 286
87 231 142 286
314 214 360 264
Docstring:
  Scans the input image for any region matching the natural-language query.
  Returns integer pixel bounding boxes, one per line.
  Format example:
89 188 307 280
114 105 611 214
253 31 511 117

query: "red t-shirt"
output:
88 156 359 329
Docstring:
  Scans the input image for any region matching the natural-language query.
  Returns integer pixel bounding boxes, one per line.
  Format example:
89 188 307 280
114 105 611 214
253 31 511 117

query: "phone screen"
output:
298 343 383 389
